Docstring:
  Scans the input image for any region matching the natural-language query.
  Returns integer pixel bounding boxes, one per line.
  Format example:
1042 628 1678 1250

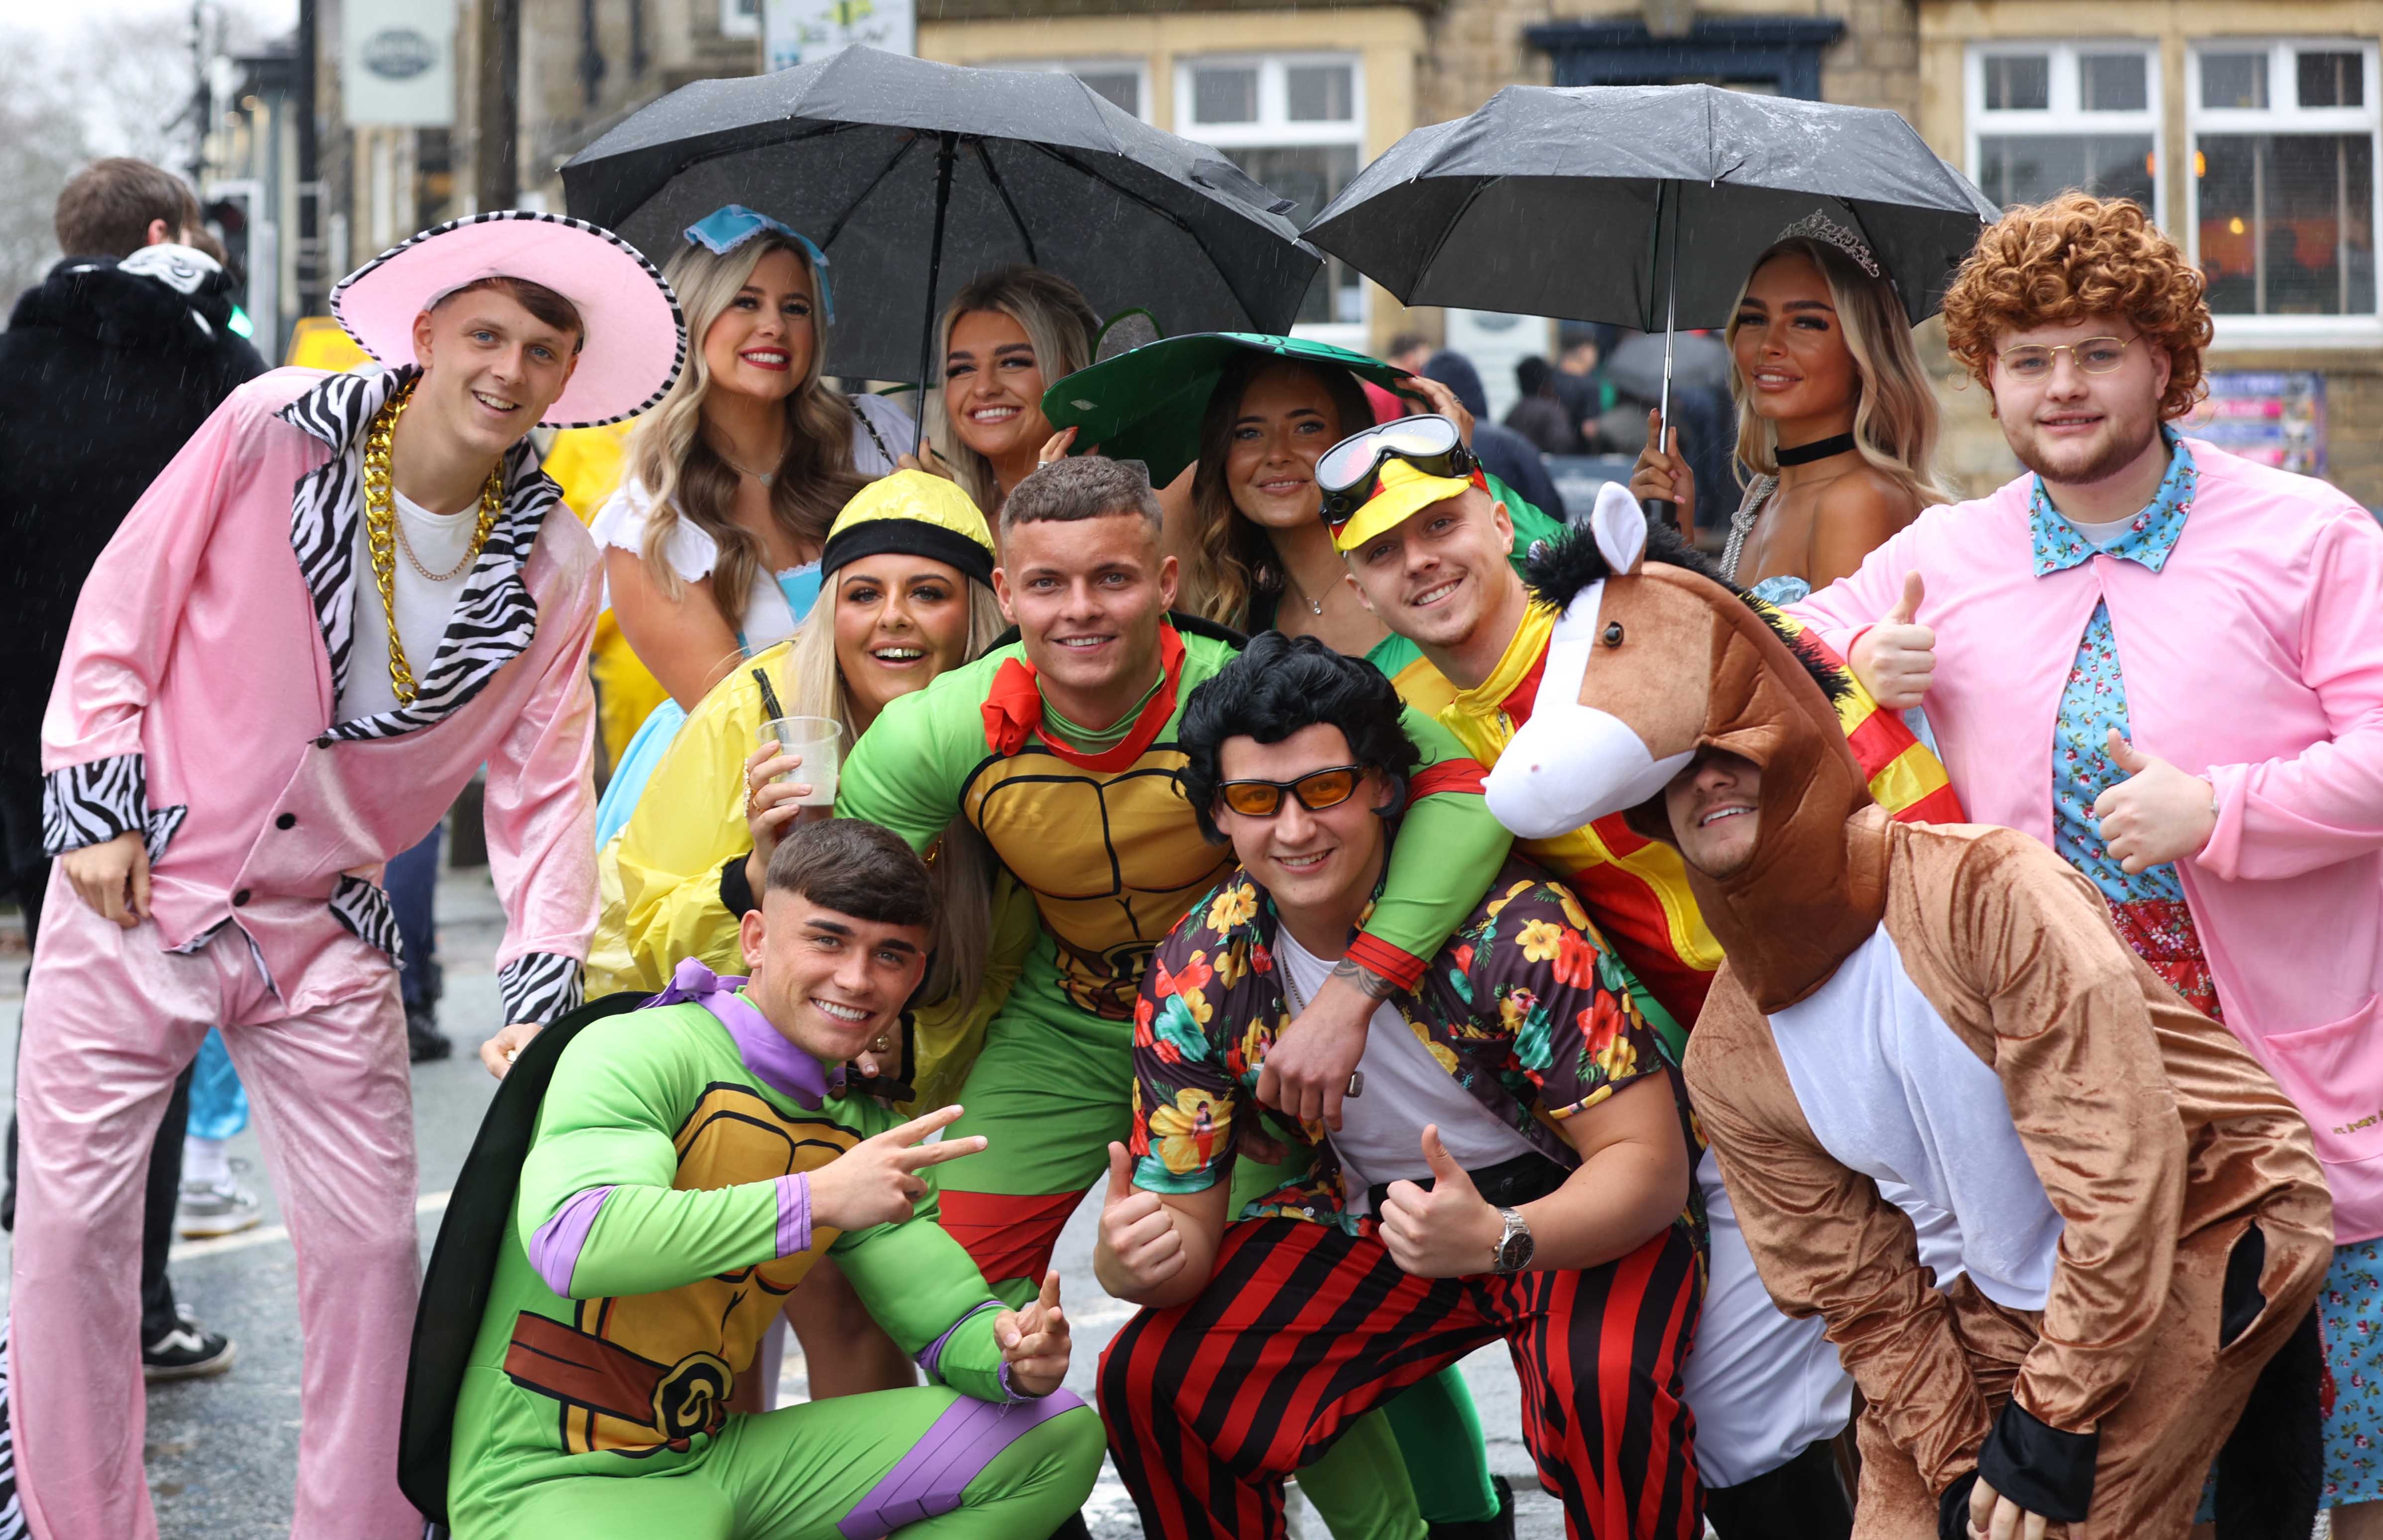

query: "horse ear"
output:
1588 482 1647 575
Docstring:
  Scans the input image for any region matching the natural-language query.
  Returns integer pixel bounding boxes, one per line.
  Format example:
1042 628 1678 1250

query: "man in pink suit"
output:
11 211 684 1540
1795 191 2383 1539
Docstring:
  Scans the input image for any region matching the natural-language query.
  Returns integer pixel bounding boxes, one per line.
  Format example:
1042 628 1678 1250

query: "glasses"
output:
1215 765 1365 818
1995 335 2137 381
1316 415 1477 535
681 205 836 321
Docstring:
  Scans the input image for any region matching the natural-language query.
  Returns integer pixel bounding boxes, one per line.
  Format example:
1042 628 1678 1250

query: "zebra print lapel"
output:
276 368 561 745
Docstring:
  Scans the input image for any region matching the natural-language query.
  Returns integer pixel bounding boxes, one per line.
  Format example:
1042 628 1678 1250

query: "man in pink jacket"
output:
1797 191 2383 1538
11 211 684 1540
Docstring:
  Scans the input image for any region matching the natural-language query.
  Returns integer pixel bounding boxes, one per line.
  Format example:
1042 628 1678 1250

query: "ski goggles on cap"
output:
1317 414 1483 552
682 205 834 322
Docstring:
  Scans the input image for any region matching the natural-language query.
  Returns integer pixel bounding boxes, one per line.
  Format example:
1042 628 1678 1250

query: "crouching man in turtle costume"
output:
435 819 1103 1539
1486 486 2334 1540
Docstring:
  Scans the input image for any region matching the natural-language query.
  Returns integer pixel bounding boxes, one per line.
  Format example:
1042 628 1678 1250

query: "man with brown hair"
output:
11 212 682 1540
0 156 265 1386
1796 190 2383 1537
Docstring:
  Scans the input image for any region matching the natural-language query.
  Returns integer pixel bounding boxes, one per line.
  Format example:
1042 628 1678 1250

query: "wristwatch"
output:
1489 1206 1534 1274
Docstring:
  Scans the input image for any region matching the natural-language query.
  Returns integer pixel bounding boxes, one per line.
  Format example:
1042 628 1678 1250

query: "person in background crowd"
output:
1631 219 1948 605
1420 347 1567 520
8 211 681 1540
1806 191 2383 1540
1098 635 1705 1540
920 265 1100 521
1550 321 1612 448
590 207 912 848
1383 331 1433 375
1504 356 1578 456
441 819 1104 1540
177 1029 260 1239
0 156 262 1383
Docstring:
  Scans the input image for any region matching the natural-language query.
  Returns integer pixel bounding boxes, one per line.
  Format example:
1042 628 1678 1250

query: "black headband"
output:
817 519 995 589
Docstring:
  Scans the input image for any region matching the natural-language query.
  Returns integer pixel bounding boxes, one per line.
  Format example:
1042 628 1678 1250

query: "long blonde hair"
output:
922 266 1099 516
627 235 872 630
1726 237 1951 506
778 575 1008 1006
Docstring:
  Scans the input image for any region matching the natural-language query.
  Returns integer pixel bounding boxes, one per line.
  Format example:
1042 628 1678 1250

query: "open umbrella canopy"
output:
1304 85 1999 329
1043 332 1413 487
561 47 1320 385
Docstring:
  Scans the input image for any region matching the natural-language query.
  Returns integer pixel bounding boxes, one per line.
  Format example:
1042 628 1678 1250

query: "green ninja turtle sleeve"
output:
835 667 987 854
834 1184 1017 1405
517 1019 796 1301
1345 706 1513 991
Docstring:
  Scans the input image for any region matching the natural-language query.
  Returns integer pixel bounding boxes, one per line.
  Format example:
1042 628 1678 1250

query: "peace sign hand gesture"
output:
807 1105 987 1232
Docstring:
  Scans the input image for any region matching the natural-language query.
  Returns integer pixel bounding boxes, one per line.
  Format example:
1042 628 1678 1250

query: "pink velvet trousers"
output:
9 870 422 1540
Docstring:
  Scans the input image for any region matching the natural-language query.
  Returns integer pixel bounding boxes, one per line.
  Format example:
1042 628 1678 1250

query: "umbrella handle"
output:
1643 196 1683 536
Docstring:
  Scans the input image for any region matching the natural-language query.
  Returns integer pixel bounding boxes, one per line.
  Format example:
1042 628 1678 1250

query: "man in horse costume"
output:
1486 482 2332 1540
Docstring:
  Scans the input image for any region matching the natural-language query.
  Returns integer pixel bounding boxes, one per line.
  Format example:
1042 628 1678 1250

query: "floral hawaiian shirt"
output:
1127 854 1702 1245
2035 429 2196 907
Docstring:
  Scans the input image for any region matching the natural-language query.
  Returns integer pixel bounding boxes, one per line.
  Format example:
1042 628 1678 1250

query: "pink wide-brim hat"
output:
329 210 686 428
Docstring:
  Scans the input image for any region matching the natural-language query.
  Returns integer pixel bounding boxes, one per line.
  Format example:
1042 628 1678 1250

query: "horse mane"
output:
1521 516 1854 709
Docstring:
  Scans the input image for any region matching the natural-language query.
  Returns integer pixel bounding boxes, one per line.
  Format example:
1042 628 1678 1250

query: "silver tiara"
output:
1777 212 1880 279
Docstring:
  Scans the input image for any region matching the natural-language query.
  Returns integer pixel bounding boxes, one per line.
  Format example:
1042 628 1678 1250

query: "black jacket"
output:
0 253 265 761
1422 349 1567 522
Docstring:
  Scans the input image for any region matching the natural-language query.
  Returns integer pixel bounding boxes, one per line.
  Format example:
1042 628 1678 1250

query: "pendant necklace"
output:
713 438 780 487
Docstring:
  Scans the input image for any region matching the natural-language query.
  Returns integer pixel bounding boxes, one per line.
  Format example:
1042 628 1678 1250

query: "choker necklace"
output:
1775 432 1858 467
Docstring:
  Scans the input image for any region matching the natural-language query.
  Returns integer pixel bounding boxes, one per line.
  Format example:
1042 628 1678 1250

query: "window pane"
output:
2297 51 2364 109
1287 64 1354 122
1224 144 1362 323
1078 70 1139 118
2197 134 2376 314
2080 54 2148 112
1192 66 1258 125
2202 52 2270 109
1984 55 2050 111
1978 135 2155 209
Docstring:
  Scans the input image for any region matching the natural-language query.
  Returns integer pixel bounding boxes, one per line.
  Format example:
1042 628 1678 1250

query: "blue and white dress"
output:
587 393 910 846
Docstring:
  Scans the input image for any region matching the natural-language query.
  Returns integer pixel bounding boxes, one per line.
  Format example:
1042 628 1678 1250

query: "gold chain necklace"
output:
362 379 503 706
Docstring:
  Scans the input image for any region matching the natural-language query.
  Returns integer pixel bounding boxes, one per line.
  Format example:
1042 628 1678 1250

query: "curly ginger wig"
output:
1942 192 2213 422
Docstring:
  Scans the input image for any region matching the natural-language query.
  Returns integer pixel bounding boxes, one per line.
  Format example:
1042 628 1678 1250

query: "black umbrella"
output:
561 47 1319 424
1304 86 1996 510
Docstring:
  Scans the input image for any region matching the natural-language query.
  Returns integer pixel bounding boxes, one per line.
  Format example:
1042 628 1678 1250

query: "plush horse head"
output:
1484 482 1886 1010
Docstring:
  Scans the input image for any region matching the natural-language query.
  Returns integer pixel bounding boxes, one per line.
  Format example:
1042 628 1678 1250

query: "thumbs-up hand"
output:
993 1270 1072 1398
1376 1126 1503 1278
1094 1142 1188 1297
1848 571 1935 711
2092 729 2217 874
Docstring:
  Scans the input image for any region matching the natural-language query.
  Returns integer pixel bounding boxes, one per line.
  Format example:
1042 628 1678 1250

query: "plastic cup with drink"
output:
757 716 844 807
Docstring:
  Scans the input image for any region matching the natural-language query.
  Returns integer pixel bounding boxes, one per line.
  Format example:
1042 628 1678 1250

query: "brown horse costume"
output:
1484 486 2333 1539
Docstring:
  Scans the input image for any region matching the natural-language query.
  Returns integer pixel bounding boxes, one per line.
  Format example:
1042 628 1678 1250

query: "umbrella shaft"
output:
914 130 960 456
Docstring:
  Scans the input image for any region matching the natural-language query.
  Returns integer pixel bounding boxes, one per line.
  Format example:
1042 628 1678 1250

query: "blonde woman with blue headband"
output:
592 206 913 844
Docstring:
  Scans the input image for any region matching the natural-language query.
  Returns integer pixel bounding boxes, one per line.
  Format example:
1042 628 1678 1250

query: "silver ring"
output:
1346 1070 1364 1098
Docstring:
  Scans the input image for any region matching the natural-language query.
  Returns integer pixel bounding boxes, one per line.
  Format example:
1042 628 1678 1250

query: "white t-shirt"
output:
1272 928 1538 1214
338 482 480 721
588 393 912 650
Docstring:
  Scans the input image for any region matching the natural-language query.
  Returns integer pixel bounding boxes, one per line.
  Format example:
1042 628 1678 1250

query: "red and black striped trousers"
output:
1098 1215 1704 1540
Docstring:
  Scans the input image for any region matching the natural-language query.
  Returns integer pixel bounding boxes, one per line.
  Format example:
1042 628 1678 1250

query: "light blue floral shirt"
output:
2034 429 2196 905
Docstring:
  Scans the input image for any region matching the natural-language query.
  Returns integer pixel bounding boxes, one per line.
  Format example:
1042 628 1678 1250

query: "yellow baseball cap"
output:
1326 455 1485 553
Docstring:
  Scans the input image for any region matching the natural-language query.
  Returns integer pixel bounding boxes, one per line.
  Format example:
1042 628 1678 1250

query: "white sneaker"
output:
176 1177 263 1238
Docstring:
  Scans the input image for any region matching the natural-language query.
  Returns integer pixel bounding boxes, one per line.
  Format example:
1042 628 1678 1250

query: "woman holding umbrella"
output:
1628 223 1950 604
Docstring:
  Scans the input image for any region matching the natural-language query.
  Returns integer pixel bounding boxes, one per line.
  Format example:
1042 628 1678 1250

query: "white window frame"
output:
719 0 761 39
989 58 1152 123
1965 41 2164 227
1175 52 1367 350
2187 39 2383 344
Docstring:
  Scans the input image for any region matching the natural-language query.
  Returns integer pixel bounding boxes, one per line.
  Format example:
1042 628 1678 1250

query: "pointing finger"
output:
879 1104 966 1147
1039 1270 1063 1312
